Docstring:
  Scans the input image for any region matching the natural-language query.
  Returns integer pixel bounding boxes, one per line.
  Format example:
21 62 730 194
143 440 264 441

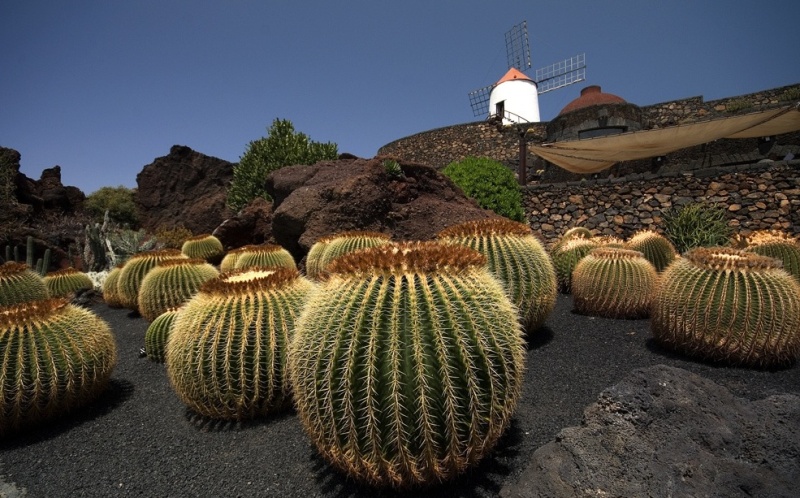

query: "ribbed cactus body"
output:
102 265 125 308
571 248 658 319
651 247 800 368
231 244 297 271
137 258 219 322
43 268 94 298
742 230 800 282
166 267 315 419
550 226 593 253
290 242 525 488
626 229 677 272
145 308 180 363
0 299 117 436
116 250 187 311
0 262 49 306
438 219 557 332
305 231 392 279
219 251 240 273
551 237 601 293
181 234 225 265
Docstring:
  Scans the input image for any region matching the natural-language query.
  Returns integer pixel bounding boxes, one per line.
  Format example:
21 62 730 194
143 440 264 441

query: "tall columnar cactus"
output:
0 262 49 306
741 230 800 282
137 258 219 322
43 268 95 298
102 264 125 308
289 241 526 488
437 219 557 332
551 237 601 293
231 244 297 271
0 298 117 436
116 249 187 312
166 267 316 420
571 247 658 319
626 229 678 272
181 234 225 265
305 231 392 280
651 247 800 368
145 308 180 363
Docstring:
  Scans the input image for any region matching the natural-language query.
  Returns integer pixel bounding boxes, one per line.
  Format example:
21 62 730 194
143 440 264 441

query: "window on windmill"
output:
495 101 505 118
578 126 627 139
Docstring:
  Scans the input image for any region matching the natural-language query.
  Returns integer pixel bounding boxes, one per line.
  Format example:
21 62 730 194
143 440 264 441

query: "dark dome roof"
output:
559 85 627 115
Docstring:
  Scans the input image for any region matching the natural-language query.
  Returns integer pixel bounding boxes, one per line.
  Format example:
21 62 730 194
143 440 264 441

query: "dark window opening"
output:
578 126 627 139
495 101 505 118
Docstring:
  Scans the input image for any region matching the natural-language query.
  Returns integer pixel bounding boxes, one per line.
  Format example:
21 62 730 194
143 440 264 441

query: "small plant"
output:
778 86 800 102
382 158 403 178
725 98 753 113
108 228 160 264
442 156 525 222
84 186 138 227
662 202 732 254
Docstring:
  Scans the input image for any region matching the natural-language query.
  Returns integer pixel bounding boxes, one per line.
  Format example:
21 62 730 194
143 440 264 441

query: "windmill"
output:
468 21 586 124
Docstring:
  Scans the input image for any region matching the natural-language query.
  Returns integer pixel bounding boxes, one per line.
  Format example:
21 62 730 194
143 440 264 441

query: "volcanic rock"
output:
212 196 275 249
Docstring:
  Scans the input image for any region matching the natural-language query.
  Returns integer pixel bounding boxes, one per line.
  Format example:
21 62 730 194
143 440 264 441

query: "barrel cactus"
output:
550 226 593 252
231 244 297 271
166 267 316 420
137 258 219 322
102 264 125 308
0 262 49 306
181 234 225 265
651 247 800 368
626 229 677 272
741 230 800 282
551 237 601 293
43 268 94 298
219 251 240 273
289 241 526 488
571 247 658 319
305 231 392 280
116 249 187 312
145 308 180 363
437 218 557 332
0 298 117 436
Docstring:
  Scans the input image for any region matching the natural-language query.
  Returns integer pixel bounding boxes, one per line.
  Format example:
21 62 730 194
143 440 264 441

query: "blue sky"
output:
2 1 799 195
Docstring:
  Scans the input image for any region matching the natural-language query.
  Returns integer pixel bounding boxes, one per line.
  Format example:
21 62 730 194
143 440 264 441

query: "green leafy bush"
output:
663 202 732 254
85 186 138 228
442 157 525 221
227 118 338 211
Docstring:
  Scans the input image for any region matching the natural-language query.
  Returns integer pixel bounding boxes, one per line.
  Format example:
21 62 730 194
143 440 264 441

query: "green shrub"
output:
663 202 732 254
85 186 138 228
442 157 525 221
227 118 338 211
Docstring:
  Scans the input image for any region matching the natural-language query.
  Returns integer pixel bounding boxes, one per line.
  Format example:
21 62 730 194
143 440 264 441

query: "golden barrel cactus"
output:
116 249 187 312
305 231 392 280
231 244 296 271
741 230 800 282
102 264 125 308
626 229 678 272
137 258 219 322
181 234 225 265
145 308 180 363
43 267 94 298
551 237 601 293
0 262 49 306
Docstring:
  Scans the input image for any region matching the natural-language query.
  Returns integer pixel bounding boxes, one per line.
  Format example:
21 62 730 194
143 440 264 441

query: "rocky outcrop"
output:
212 196 275 249
502 365 800 498
135 145 235 235
265 156 498 261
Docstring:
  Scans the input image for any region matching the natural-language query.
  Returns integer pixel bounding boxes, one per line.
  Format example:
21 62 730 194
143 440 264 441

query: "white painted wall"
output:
489 78 541 124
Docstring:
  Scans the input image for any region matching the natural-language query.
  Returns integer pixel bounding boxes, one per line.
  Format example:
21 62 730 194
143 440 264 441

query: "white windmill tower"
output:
468 21 586 125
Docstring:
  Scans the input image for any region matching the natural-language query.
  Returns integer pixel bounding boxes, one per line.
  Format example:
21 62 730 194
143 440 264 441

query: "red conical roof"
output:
496 67 534 85
559 85 626 115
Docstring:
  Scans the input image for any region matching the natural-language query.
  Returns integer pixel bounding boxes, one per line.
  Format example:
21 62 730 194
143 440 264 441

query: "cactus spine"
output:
626 229 677 272
741 230 800 282
145 308 180 363
437 219 557 332
551 237 601 293
43 268 94 298
137 258 219 322
181 234 225 265
289 241 525 488
651 247 800 368
116 249 187 311
0 298 117 436
571 247 658 319
231 244 297 271
0 262 49 306
305 231 392 279
166 267 316 420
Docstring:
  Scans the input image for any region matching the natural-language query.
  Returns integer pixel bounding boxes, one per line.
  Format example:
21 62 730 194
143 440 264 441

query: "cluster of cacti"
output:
0 262 49 306
181 234 225 265
651 247 800 368
101 264 125 308
115 249 187 311
437 218 557 332
305 231 392 279
137 258 219 322
145 308 180 363
4 236 51 276
626 229 678 272
166 267 316 420
550 226 593 253
0 298 117 436
740 230 800 282
289 241 525 488
230 244 297 271
571 248 658 319
551 237 601 293
43 268 94 298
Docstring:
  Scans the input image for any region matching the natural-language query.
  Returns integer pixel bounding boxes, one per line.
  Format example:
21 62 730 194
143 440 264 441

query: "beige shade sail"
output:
529 104 800 174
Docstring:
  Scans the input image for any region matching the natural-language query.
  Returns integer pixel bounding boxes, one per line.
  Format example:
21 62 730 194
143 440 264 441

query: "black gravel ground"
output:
2 295 798 498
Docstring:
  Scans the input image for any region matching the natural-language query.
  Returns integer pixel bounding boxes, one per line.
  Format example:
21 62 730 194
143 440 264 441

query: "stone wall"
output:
524 160 800 247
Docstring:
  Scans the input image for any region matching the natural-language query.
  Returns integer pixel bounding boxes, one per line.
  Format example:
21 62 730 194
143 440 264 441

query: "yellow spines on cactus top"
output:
626 229 677 272
230 244 296 271
181 233 224 265
290 241 525 488
305 231 392 280
740 230 800 282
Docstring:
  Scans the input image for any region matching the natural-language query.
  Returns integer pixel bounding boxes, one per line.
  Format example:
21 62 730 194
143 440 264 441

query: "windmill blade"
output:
535 53 586 94
505 21 531 71
468 83 495 117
